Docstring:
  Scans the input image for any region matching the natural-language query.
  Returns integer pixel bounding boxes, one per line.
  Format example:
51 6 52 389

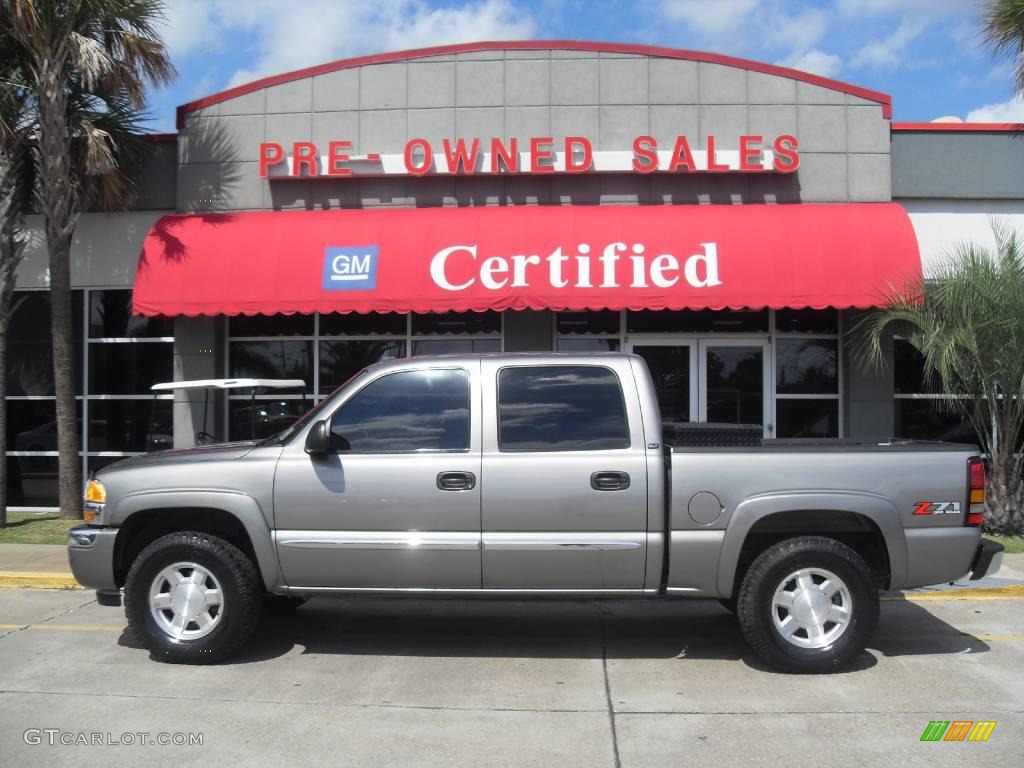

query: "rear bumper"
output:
67 526 119 592
970 539 1004 581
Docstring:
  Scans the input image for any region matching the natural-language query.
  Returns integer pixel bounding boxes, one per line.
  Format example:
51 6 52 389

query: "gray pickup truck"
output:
68 353 1003 673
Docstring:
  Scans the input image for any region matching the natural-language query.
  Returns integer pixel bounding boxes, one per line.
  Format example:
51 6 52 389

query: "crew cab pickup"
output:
68 354 1003 672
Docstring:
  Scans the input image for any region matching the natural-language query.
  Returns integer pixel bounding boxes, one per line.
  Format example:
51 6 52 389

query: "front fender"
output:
716 491 907 597
113 490 282 592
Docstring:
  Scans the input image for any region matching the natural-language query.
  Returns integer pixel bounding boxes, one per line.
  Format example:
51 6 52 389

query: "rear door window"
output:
497 366 630 452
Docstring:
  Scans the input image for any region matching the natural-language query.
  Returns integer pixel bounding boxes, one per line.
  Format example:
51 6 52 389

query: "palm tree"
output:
4 0 174 518
0 43 32 527
983 0 1024 95
856 224 1024 534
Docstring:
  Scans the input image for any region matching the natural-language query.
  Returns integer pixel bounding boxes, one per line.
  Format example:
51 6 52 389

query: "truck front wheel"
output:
124 531 262 664
737 536 879 673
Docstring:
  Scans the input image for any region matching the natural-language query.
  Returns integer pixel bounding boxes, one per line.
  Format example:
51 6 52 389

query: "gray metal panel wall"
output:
178 49 892 212
892 131 1024 199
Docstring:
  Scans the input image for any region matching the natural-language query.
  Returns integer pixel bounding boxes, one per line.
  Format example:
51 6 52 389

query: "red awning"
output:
132 203 921 316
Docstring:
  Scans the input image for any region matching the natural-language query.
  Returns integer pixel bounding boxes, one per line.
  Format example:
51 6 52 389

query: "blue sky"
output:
148 0 1023 132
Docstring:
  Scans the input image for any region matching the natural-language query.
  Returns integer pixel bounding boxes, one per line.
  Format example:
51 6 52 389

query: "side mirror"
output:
304 420 331 455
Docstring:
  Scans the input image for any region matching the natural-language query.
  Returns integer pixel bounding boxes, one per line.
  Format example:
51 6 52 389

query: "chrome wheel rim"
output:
771 567 852 649
149 561 224 640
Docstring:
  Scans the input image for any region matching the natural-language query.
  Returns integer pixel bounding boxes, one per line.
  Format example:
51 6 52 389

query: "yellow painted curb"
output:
884 584 1024 601
0 572 83 590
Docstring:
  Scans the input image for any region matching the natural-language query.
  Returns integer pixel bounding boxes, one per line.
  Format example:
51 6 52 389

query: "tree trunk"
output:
0 305 7 527
35 53 82 520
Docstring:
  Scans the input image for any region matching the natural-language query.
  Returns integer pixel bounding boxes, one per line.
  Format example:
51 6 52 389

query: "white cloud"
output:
966 96 1024 122
850 17 926 69
157 0 223 58
660 0 760 35
217 0 536 88
778 48 843 78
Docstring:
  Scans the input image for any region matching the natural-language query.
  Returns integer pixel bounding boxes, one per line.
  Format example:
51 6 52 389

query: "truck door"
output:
479 360 648 591
272 364 482 589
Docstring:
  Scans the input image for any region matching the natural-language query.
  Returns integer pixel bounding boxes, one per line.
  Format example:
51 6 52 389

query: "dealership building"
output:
7 40 1024 508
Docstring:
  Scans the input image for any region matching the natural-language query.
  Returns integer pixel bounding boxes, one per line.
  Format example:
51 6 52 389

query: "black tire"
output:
262 594 307 614
125 531 262 664
737 536 879 674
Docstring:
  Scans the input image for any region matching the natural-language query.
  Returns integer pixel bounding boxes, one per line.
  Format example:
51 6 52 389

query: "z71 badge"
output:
913 501 962 516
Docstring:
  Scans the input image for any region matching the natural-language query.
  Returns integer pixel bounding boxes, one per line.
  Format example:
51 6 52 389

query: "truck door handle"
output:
591 471 630 491
437 471 476 491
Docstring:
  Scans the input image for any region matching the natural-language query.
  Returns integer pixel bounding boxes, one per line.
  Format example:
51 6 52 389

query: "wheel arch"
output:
111 492 281 591
717 493 906 598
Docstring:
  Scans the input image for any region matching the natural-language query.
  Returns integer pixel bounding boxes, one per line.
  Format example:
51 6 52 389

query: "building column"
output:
503 310 554 352
843 310 895 438
172 316 221 448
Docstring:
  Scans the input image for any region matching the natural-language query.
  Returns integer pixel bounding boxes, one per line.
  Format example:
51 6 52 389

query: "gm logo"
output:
323 246 378 290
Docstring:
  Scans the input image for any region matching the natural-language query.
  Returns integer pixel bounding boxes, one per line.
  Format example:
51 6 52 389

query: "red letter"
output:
327 141 352 176
258 142 284 177
491 138 518 173
668 136 695 172
293 142 318 177
404 138 433 175
530 137 555 173
773 134 800 173
565 136 593 173
443 138 481 174
632 135 658 173
739 135 763 172
706 136 729 172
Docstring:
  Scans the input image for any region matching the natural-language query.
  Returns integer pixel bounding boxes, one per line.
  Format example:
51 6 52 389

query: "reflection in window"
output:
556 310 620 335
229 340 313 384
775 339 838 395
555 338 620 352
89 344 174 395
87 401 173 452
329 369 470 453
89 289 172 337
229 399 309 442
411 339 500 356
4 456 60 506
228 313 313 337
776 400 839 438
498 366 630 451
319 340 404 394
412 311 500 336
320 312 405 336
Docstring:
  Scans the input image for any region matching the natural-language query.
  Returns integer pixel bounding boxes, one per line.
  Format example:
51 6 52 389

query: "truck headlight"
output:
83 479 106 524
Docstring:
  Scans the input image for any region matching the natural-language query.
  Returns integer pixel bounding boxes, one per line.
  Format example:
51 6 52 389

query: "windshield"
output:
258 368 370 446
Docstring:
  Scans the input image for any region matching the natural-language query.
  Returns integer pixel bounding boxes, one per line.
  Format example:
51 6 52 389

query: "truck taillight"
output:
966 457 985 526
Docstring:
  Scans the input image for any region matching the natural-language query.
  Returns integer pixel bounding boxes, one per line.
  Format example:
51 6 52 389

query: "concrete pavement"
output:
0 544 79 589
0 588 1021 767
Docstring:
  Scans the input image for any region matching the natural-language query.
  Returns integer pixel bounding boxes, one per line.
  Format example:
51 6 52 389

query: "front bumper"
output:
969 538 1004 581
67 526 119 592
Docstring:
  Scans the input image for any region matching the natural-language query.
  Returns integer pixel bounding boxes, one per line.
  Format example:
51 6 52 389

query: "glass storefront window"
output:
320 312 406 336
412 311 501 335
89 289 172 338
776 399 839 438
89 344 174 395
556 310 620 335
6 291 83 396
229 340 314 383
555 338 620 352
228 313 314 337
319 340 404 394
776 339 838 395
4 456 60 507
893 338 973 442
774 308 838 334
86 400 173 452
411 338 501 356
627 309 769 334
228 399 309 442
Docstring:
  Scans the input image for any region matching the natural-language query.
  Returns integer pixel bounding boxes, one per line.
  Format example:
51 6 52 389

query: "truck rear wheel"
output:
737 536 879 673
125 531 262 664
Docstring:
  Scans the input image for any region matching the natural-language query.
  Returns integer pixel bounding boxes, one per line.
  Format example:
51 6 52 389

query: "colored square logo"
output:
323 246 378 290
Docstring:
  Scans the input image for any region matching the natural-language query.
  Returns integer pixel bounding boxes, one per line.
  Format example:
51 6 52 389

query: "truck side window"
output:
497 365 630 452
329 368 470 453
